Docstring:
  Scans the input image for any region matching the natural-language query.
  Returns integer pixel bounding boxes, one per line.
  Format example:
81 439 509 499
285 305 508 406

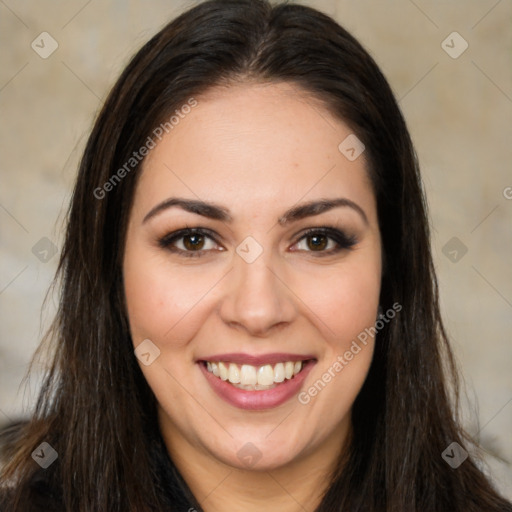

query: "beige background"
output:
1 0 511 499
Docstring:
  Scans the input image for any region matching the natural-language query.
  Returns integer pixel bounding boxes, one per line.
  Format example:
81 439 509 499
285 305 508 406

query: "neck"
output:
158 413 350 512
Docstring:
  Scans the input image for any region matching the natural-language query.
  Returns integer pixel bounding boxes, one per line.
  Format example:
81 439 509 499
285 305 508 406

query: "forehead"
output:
134 82 375 222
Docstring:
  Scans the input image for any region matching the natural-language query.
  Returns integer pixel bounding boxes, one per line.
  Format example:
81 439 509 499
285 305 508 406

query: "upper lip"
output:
197 352 316 366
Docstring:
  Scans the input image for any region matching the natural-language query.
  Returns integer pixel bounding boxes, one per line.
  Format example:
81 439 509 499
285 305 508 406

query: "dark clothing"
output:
0 420 198 511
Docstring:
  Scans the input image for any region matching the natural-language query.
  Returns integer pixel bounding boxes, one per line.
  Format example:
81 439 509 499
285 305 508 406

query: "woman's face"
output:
123 82 382 472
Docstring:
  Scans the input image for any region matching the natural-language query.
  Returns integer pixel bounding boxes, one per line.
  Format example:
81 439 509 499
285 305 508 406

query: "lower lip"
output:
198 360 316 410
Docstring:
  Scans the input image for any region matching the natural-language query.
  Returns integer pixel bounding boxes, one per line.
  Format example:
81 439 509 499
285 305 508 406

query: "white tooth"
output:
211 362 219 377
284 361 294 379
206 361 212 372
240 364 257 386
255 383 275 390
257 364 274 386
232 382 276 391
228 363 241 384
293 361 302 375
273 362 285 383
219 362 228 381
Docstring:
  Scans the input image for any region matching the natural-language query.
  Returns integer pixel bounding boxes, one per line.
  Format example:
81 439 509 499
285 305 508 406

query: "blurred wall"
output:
0 0 511 499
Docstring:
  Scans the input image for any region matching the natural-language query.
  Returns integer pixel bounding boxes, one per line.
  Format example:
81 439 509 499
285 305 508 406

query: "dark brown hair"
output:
1 0 511 510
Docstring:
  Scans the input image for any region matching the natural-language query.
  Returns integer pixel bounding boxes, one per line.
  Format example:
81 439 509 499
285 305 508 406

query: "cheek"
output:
291 250 380 412
293 252 381 343
123 247 224 346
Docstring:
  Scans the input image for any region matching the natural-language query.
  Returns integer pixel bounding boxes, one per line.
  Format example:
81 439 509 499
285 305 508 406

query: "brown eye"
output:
183 233 206 251
158 228 221 257
293 227 358 255
306 234 328 251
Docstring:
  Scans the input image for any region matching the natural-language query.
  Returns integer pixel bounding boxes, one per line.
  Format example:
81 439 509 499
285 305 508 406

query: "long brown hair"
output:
1 1 511 510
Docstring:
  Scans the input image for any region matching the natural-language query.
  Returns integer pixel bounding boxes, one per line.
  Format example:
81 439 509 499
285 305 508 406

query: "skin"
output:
123 81 382 511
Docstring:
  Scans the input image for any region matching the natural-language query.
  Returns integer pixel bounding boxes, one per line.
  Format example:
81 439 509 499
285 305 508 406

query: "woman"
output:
1 0 510 510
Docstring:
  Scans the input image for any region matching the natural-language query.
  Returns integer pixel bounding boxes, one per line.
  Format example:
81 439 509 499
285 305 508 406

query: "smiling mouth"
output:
201 360 313 391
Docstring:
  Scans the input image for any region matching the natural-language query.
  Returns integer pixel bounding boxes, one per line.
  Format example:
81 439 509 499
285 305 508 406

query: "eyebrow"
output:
142 197 368 226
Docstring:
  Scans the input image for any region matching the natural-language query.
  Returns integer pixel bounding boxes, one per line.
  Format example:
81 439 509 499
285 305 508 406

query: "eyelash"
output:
157 226 358 258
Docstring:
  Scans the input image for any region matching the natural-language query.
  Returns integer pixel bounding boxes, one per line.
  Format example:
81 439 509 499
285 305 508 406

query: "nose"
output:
218 249 297 337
